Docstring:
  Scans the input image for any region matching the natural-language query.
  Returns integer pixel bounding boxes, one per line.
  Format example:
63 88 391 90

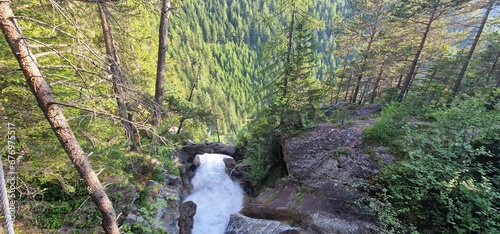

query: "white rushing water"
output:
184 153 244 234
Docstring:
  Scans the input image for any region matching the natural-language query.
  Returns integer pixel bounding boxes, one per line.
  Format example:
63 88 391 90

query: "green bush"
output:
370 94 500 233
364 102 409 145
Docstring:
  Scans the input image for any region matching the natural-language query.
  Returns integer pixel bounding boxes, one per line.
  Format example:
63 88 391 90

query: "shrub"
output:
364 102 409 145
370 94 500 233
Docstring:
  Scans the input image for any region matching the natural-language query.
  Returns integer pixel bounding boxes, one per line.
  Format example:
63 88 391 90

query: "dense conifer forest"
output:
0 0 499 233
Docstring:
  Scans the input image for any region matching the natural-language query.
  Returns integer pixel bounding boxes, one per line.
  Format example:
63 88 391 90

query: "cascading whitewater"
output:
184 153 244 234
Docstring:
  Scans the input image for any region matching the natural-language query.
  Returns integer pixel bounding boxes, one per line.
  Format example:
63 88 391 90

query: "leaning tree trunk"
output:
351 31 375 104
0 3 119 233
450 0 494 99
485 50 500 85
97 2 138 151
153 0 172 127
398 6 437 101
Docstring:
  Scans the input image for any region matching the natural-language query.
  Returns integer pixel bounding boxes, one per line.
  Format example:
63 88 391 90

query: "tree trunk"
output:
177 74 198 135
406 64 420 96
0 3 119 233
351 31 376 103
335 52 350 104
344 73 353 101
485 50 500 85
396 72 403 88
283 3 297 97
359 78 371 105
97 2 138 151
451 0 494 99
398 6 437 101
370 65 384 104
423 69 437 96
351 73 364 103
153 0 172 127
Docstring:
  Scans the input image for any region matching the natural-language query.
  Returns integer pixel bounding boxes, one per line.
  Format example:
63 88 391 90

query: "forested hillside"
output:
0 0 499 232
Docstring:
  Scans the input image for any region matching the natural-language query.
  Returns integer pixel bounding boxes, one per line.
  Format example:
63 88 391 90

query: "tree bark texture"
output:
153 0 172 127
451 0 495 98
97 2 138 151
398 6 437 101
0 2 119 233
283 3 297 97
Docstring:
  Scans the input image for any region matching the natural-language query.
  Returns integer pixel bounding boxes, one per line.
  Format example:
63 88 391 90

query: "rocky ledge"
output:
242 120 393 233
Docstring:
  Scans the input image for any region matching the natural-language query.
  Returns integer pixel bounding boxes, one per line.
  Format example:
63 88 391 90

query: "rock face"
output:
223 157 258 196
243 122 391 233
122 173 183 234
226 213 305 234
179 201 197 234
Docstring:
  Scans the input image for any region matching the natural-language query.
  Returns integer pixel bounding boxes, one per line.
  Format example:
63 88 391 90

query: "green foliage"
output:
364 101 410 146
122 196 170 234
369 94 500 233
34 184 102 231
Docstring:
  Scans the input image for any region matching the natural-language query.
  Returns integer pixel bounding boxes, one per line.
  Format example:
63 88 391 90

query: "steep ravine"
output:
122 105 390 233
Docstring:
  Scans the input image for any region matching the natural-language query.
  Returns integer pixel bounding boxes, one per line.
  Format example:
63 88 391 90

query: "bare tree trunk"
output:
359 78 371 105
423 70 437 97
406 64 420 96
153 0 172 127
351 30 376 103
283 3 297 97
177 73 199 135
485 50 500 85
97 2 138 151
396 72 403 88
344 73 353 101
398 6 437 101
451 0 495 99
335 51 350 104
370 65 384 104
0 3 119 233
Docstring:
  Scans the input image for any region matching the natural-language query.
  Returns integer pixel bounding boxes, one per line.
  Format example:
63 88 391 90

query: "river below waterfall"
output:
184 153 244 234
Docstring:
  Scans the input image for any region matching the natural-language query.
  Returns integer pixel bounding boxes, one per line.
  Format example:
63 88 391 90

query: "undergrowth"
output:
364 93 500 233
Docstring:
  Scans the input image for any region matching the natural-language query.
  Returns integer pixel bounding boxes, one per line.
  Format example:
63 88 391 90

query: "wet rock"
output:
179 201 197 234
226 213 305 234
223 157 257 196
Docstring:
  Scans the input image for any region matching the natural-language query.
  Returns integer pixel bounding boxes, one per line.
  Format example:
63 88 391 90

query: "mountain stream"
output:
184 153 244 234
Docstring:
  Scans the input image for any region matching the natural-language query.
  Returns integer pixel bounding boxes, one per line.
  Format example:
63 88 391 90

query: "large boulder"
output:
179 201 197 234
243 122 390 233
226 213 305 234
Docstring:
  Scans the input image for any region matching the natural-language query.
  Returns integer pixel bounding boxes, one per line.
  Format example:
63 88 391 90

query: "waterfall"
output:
184 153 244 234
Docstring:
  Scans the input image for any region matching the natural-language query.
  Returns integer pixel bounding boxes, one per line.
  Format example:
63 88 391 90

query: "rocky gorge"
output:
122 105 391 233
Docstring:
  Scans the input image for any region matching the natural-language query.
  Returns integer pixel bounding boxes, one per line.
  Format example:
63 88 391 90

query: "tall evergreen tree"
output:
450 0 496 100
264 0 323 129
